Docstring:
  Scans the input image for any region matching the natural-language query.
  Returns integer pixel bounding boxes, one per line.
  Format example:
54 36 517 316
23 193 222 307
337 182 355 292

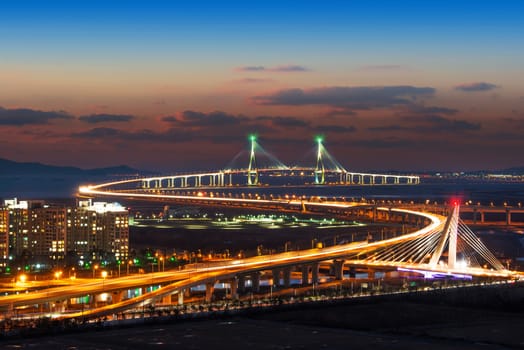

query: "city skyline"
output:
1 1 524 172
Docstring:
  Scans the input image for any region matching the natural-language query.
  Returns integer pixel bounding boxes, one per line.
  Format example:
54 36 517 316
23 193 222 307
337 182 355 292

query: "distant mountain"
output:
499 166 524 174
0 158 157 198
0 158 150 176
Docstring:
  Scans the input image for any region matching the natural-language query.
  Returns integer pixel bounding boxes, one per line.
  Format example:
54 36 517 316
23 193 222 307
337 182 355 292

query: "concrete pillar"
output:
272 269 281 287
506 209 512 225
205 283 215 303
367 268 376 279
229 279 238 300
283 267 291 288
112 290 124 304
301 265 309 285
238 275 246 293
311 263 319 284
333 260 345 280
251 273 260 292
473 208 478 224
481 211 485 223
177 291 184 305
162 294 172 305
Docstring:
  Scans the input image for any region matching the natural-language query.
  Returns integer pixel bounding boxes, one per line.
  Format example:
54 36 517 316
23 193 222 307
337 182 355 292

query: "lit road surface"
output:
1 202 520 319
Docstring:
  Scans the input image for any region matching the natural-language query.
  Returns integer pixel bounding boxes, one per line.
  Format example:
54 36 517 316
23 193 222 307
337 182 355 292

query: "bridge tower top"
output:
314 136 326 185
247 134 259 185
429 203 459 269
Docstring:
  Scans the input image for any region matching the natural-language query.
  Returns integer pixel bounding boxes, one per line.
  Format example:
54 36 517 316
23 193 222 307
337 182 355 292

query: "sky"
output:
1 0 523 172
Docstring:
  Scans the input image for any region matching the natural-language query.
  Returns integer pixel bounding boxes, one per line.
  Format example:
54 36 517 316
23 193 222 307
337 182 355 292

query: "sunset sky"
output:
1 1 523 172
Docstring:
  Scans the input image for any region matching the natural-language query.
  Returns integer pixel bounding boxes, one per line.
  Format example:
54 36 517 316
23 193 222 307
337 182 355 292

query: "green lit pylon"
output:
314 136 325 185
247 134 259 185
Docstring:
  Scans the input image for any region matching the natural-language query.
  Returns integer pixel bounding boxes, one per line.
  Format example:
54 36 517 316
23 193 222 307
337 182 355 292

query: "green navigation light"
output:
315 135 323 143
249 134 257 142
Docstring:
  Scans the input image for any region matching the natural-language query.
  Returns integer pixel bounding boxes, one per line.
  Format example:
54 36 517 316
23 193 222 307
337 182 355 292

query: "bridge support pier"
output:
251 273 260 292
229 279 239 300
506 209 512 225
162 294 172 305
205 283 215 303
311 262 319 284
178 291 184 305
237 275 246 293
272 269 281 287
112 290 125 304
283 267 291 288
332 260 345 280
301 265 309 285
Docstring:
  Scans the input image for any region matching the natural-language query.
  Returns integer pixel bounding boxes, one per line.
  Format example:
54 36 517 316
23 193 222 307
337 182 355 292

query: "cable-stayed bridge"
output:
114 136 419 192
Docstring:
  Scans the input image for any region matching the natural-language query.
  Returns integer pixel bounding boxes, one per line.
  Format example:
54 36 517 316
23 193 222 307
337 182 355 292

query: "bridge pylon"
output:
247 134 259 185
429 203 460 269
314 136 325 185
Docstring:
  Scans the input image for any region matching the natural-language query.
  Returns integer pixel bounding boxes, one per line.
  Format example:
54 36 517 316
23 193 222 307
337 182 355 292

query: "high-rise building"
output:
0 208 8 267
0 198 129 270
30 206 67 262
67 200 129 262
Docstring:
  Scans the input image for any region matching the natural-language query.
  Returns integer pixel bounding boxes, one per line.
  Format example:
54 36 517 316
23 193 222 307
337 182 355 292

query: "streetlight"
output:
159 256 164 272
101 270 108 289
127 260 133 275
93 264 99 278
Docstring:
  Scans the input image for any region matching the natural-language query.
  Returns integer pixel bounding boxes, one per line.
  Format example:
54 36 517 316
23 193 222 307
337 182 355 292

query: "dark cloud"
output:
162 110 246 127
324 108 357 117
269 65 309 72
71 127 192 142
255 116 310 128
368 125 406 131
454 82 498 92
235 66 265 72
349 137 416 149
369 115 481 133
78 114 135 124
252 86 435 109
406 105 459 115
0 106 73 126
315 125 356 133
235 64 309 73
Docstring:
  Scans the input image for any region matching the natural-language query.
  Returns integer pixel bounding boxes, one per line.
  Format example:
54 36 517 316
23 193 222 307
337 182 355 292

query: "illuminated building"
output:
67 199 129 262
0 198 129 270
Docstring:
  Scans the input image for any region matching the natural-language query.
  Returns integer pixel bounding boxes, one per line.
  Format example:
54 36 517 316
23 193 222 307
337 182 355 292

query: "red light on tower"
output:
450 197 461 207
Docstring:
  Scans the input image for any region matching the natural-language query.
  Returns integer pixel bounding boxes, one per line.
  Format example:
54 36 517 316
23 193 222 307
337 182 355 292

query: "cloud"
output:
315 125 356 133
369 115 481 133
454 82 498 92
251 86 435 109
162 110 246 127
78 114 135 124
405 105 459 115
0 106 73 126
255 116 310 128
269 65 309 72
235 64 309 73
235 66 265 72
71 127 193 142
324 108 357 117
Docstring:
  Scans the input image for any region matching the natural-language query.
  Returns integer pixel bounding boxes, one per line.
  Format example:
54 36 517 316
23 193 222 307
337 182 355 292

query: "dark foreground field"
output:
3 297 524 350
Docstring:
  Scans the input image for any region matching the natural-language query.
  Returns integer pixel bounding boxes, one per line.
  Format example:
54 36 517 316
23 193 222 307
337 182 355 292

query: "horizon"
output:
1 1 523 172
